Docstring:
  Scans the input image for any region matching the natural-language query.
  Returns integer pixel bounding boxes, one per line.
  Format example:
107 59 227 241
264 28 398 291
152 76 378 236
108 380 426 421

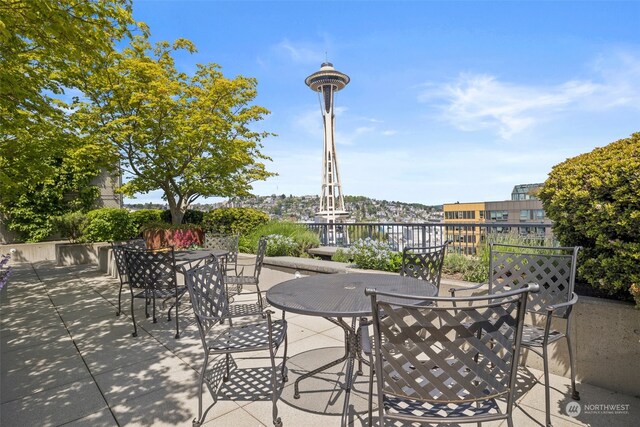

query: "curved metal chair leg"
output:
116 283 123 316
565 335 580 400
269 343 281 427
130 290 138 337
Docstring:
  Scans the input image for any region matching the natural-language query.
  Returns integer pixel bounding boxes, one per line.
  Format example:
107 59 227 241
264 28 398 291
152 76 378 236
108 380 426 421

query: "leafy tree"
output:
74 37 275 225
0 0 138 205
539 133 640 306
5 159 101 242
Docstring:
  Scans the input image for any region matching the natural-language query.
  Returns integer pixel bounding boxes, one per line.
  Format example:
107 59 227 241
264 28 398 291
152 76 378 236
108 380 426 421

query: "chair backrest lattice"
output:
489 243 580 317
111 239 146 280
368 288 532 409
400 241 450 289
184 258 228 338
124 247 177 291
204 234 239 266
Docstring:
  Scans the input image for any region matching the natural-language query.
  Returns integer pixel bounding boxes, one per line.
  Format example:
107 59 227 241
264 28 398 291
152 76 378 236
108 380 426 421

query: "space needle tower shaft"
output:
305 63 350 228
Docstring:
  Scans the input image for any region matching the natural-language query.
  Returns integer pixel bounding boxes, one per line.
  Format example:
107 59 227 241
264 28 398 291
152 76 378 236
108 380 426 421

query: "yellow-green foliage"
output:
203 207 269 236
539 132 640 305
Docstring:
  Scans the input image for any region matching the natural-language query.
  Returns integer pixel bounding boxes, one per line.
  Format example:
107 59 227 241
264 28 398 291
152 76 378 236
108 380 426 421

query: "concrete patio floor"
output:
1 261 638 427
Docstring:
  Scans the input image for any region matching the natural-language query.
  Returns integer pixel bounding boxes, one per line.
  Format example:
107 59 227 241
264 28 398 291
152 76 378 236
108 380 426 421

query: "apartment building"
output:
443 184 552 254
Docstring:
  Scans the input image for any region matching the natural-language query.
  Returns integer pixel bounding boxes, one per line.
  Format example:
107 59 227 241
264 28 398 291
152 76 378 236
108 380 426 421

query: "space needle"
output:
305 62 350 244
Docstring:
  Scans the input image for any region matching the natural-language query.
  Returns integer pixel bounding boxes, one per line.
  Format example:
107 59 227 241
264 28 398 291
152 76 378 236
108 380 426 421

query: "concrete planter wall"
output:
56 242 110 266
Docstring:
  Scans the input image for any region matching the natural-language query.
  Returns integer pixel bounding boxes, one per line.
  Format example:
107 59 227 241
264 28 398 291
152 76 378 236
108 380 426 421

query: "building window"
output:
489 210 508 221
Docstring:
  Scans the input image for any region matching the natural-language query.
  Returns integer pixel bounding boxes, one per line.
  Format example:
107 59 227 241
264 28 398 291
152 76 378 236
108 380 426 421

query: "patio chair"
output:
111 239 146 317
204 233 240 276
184 256 287 427
363 283 539 426
225 236 268 309
123 247 187 339
451 243 582 427
400 240 450 292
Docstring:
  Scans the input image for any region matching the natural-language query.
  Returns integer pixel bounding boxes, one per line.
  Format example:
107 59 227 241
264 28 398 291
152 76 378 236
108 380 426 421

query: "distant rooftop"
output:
511 183 543 201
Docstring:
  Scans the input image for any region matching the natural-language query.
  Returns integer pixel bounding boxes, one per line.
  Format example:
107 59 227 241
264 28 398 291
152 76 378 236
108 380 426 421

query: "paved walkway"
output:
1 261 638 426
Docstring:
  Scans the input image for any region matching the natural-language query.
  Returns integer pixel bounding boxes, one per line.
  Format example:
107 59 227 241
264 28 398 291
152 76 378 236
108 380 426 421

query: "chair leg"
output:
269 347 282 427
543 345 552 427
566 335 580 400
152 293 157 323
174 292 181 339
194 355 208 427
281 334 289 383
367 366 374 426
116 282 123 316
130 290 138 337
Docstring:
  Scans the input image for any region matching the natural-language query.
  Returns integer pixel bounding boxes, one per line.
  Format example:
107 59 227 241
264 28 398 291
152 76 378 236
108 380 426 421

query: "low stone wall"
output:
0 241 111 267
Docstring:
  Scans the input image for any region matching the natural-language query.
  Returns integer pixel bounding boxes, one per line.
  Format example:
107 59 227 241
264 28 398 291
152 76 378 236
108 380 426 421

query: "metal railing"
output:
304 222 554 255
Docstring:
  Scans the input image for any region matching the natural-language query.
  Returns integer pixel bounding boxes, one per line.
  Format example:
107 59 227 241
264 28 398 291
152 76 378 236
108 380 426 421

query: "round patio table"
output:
174 249 228 271
266 272 437 427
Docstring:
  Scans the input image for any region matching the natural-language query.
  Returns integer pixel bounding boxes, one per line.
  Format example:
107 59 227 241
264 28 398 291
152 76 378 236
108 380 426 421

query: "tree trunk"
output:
171 207 185 226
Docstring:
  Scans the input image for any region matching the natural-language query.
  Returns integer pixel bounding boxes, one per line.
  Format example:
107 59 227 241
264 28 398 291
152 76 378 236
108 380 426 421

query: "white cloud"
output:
273 39 325 64
420 51 640 139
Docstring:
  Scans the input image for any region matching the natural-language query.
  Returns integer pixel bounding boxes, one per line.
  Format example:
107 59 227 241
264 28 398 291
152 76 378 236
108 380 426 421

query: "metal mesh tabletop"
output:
174 249 227 265
266 272 437 318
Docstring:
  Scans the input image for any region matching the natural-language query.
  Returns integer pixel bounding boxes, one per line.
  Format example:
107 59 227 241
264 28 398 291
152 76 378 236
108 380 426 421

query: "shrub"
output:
265 234 298 256
160 209 204 225
331 248 351 263
241 221 321 256
347 238 400 272
130 209 162 233
83 208 138 242
204 207 270 236
54 211 87 243
539 132 640 306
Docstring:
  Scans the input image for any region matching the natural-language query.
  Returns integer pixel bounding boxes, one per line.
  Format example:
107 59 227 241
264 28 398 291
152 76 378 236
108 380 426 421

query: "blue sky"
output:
127 0 640 206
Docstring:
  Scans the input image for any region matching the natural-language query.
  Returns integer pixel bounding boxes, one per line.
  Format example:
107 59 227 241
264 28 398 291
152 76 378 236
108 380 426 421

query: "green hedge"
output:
203 207 269 236
130 209 162 234
82 208 138 242
539 132 640 306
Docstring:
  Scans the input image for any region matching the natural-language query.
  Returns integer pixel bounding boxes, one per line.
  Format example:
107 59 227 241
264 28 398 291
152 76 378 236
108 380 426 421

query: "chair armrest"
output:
449 282 486 297
546 292 579 313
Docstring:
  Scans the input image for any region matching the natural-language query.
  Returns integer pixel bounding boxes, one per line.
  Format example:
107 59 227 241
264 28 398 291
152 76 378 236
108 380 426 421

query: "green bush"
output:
347 238 400 273
203 207 269 236
539 132 640 306
83 208 138 242
265 234 298 256
130 209 162 234
54 211 87 243
160 209 204 225
241 221 321 256
331 248 351 263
